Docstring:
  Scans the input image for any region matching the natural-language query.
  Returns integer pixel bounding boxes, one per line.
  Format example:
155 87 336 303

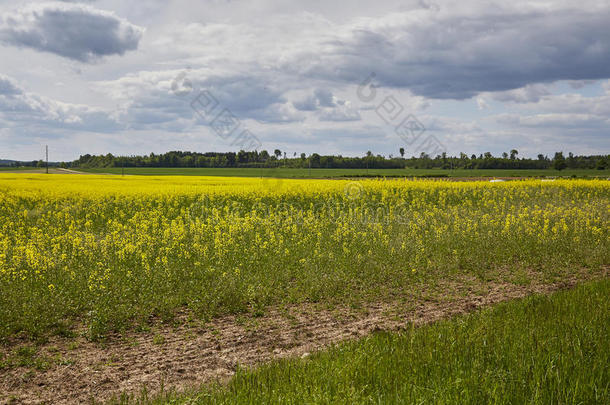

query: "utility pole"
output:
45 145 49 174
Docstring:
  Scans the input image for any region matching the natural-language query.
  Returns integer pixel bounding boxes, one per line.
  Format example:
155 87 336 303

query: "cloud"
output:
0 2 143 62
318 99 361 122
313 88 334 107
294 89 331 111
499 91 610 117
495 113 610 129
291 88 361 121
154 3 610 100
292 96 317 112
490 84 551 104
318 108 360 122
0 75 22 95
567 80 597 89
96 68 301 127
476 97 489 110
249 102 305 124
288 5 610 99
0 74 118 132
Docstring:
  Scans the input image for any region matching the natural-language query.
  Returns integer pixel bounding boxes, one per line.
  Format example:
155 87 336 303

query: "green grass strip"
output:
77 167 610 178
140 279 609 404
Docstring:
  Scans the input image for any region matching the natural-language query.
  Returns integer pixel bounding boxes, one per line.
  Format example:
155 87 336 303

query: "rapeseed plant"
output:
0 174 607 339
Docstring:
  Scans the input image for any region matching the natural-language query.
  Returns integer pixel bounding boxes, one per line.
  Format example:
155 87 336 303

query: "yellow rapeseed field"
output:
0 174 608 339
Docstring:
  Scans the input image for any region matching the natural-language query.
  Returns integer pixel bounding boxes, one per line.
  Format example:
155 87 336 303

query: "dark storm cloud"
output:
298 8 610 99
0 2 143 62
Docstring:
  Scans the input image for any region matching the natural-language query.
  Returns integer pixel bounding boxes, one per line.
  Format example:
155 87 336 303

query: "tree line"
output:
5 150 608 171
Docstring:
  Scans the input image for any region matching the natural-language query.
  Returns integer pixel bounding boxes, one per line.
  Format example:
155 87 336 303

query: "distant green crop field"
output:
76 167 610 178
156 279 610 404
0 166 36 171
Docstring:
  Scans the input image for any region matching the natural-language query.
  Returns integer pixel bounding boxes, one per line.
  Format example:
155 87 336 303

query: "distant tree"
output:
399 147 405 158
237 150 248 164
510 149 518 160
537 154 545 161
567 152 576 168
274 149 282 159
553 152 567 171
300 153 306 160
226 152 236 167
178 155 189 167
596 158 607 170
502 152 508 159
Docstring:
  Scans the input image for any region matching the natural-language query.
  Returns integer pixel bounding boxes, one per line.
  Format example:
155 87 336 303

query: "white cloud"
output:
0 2 144 62
476 97 489 110
495 113 610 129
490 84 551 104
0 73 118 131
0 75 22 95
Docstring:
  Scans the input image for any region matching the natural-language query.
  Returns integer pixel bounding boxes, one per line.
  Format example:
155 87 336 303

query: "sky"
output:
1 0 609 161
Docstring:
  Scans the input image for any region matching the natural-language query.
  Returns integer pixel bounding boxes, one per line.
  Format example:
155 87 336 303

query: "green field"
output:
77 167 610 178
0 166 37 171
126 279 610 404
